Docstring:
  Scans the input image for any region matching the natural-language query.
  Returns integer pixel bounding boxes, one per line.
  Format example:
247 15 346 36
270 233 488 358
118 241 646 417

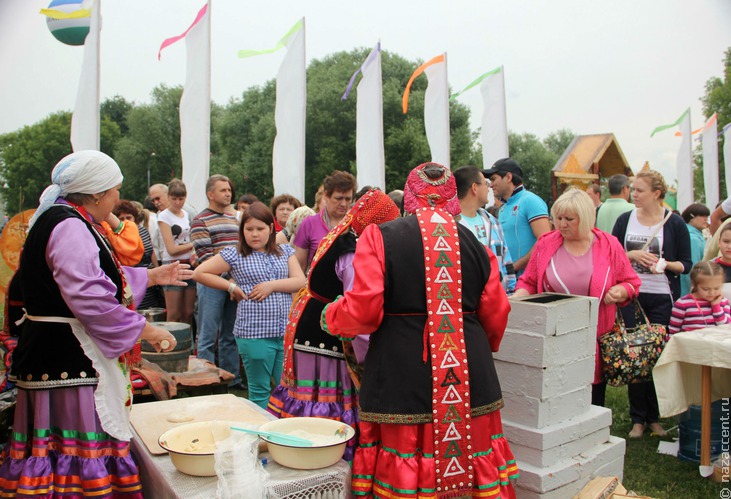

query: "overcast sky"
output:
1 0 730 188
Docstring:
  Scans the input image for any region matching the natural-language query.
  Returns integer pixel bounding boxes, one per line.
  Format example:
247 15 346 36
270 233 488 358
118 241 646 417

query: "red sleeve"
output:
477 249 510 352
323 224 385 338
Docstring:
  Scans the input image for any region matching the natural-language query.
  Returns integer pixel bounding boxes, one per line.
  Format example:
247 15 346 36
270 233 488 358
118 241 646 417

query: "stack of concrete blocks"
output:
494 293 625 499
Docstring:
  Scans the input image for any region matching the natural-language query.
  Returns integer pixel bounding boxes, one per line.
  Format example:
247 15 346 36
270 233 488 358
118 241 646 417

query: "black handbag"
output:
599 300 666 387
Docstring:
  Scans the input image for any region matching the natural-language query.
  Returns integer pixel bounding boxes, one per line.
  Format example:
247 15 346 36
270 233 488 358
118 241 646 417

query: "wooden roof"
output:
552 133 633 178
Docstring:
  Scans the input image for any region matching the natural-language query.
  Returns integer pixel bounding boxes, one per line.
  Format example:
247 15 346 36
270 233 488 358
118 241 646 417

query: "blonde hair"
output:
286 205 315 245
635 170 667 200
313 185 325 213
690 261 725 292
550 188 595 235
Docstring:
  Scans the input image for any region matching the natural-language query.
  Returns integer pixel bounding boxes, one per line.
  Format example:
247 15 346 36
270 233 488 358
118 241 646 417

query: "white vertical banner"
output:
676 108 693 212
480 66 509 169
423 53 450 168
179 2 210 214
354 43 385 190
702 113 719 210
70 0 100 152
724 123 731 199
272 18 306 202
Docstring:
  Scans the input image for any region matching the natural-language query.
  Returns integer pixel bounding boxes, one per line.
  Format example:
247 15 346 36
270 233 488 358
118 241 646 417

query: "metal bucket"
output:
141 322 192 353
141 322 193 373
139 307 166 322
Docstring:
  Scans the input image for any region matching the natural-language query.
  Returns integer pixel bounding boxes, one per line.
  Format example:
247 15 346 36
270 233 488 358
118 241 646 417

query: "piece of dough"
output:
167 412 194 423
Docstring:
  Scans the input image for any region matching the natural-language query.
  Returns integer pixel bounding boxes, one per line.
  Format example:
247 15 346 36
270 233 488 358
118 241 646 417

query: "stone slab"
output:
501 386 592 429
516 436 626 494
504 405 613 451
507 293 598 337
494 326 595 368
495 356 595 400
509 426 610 468
592 455 625 483
515 457 625 499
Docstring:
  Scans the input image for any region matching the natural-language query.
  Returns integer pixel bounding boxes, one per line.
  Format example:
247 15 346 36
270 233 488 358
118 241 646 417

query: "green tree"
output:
215 48 477 205
700 47 731 200
0 112 120 215
113 85 183 201
101 95 134 136
507 129 575 204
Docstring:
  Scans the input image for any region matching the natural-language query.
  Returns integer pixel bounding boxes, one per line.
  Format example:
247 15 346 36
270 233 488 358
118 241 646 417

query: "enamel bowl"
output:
259 417 355 470
158 420 233 476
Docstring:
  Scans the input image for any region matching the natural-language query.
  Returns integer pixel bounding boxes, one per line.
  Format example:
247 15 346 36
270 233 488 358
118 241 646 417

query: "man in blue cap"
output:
484 158 551 276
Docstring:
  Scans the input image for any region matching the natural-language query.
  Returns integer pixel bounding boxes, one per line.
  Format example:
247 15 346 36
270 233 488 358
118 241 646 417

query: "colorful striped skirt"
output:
268 350 358 461
0 386 142 498
352 412 518 499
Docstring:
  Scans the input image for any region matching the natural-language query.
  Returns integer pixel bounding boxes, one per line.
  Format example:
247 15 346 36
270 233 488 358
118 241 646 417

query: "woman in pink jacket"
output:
513 188 641 407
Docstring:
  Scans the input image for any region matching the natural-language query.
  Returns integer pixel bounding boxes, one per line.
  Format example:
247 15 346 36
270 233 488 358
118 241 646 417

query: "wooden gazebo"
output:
550 133 634 201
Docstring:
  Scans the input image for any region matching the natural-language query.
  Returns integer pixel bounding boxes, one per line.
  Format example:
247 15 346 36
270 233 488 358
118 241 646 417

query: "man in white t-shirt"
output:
710 196 731 234
148 184 170 262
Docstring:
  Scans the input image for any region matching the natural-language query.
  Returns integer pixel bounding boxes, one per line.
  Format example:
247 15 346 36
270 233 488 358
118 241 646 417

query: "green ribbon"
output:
237 18 303 59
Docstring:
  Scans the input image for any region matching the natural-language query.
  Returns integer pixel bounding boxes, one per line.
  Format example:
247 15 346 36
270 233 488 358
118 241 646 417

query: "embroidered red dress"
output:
322 210 518 499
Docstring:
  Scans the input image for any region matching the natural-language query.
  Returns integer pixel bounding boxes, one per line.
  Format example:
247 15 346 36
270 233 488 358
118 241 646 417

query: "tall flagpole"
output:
70 0 100 151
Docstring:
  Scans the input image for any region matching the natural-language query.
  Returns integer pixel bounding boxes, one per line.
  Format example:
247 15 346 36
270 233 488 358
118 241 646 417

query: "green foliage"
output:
113 85 184 201
606 386 723 498
215 48 477 205
0 112 120 215
211 81 277 201
0 49 568 211
101 95 134 136
701 47 731 200
507 129 575 204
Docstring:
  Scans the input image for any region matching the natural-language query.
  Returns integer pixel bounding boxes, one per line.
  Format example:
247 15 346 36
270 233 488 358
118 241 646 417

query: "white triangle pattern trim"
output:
441 384 463 404
435 299 454 315
443 457 466 477
430 212 448 223
442 422 462 442
440 350 460 368
433 236 452 251
434 267 453 283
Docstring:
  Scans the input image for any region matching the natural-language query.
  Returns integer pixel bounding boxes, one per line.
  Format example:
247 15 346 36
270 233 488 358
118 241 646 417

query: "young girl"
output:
714 222 731 303
192 202 306 408
158 179 196 324
668 261 731 337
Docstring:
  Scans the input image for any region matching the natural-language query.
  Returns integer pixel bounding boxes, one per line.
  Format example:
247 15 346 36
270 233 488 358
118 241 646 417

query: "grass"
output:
606 385 728 498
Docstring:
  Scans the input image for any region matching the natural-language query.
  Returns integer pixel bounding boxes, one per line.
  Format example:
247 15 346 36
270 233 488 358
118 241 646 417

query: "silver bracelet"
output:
227 282 237 294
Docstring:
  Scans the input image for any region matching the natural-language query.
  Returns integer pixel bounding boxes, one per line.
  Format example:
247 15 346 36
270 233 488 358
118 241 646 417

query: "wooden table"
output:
653 325 731 475
129 395 351 498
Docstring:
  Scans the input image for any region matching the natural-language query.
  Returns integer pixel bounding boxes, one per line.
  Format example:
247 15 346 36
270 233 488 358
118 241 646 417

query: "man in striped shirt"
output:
190 175 243 389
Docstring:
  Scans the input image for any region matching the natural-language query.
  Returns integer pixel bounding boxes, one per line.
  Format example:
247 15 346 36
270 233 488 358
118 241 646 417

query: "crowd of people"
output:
3 148 731 498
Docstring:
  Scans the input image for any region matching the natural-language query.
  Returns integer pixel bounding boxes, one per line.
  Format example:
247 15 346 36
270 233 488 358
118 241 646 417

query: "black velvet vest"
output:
357 216 504 423
293 232 357 358
10 205 124 389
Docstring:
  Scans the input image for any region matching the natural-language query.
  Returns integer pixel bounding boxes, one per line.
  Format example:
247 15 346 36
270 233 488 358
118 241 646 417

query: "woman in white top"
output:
611 170 692 439
158 179 196 325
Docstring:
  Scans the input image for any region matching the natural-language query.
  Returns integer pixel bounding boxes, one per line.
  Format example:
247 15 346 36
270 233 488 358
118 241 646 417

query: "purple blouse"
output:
293 212 329 266
47 217 148 360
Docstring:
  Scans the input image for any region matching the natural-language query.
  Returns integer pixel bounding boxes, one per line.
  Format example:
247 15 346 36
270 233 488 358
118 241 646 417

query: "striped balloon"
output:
46 0 90 46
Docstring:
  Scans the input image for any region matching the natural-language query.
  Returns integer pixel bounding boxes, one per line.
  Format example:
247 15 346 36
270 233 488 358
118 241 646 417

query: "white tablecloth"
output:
130 396 351 499
653 324 731 417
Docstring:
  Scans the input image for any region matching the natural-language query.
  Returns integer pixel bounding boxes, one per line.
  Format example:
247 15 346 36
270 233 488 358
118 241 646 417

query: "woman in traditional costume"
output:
321 163 518 499
0 151 189 497
268 189 400 462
